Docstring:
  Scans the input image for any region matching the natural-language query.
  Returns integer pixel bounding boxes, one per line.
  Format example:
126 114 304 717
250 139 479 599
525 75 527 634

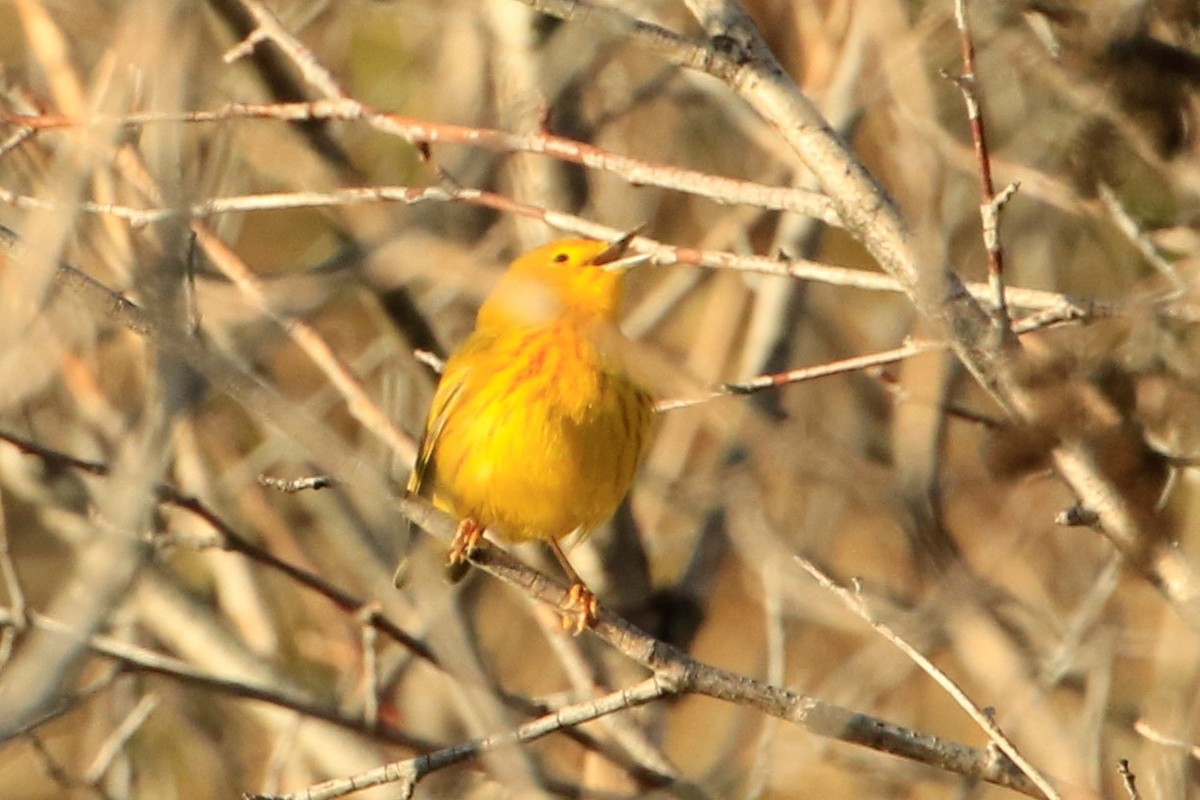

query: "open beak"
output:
601 251 652 272
594 228 652 272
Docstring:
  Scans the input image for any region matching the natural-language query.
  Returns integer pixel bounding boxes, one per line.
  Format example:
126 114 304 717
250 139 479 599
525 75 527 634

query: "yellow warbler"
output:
405 233 655 632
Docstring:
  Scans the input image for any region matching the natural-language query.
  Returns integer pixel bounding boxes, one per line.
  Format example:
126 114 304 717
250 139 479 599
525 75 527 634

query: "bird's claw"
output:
559 583 599 635
445 518 483 583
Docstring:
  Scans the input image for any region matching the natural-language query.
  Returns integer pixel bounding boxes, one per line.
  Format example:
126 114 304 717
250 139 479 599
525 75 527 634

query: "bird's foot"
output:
444 518 482 583
559 582 599 635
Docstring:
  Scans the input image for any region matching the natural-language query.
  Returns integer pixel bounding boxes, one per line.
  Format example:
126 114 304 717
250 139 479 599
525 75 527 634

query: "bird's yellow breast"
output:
424 320 653 543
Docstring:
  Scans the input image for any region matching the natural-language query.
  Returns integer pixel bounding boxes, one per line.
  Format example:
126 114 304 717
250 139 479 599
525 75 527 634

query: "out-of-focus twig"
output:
0 484 27 670
357 604 380 730
1132 719 1200 761
81 693 160 785
2 101 841 224
5 608 434 751
796 556 1061 800
1097 183 1184 293
0 427 433 666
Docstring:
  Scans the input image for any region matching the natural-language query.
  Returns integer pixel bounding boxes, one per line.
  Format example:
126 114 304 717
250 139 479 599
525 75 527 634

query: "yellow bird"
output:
404 233 655 632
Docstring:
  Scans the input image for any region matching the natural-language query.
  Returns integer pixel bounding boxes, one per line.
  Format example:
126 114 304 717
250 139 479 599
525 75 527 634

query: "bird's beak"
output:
594 228 652 272
601 251 652 272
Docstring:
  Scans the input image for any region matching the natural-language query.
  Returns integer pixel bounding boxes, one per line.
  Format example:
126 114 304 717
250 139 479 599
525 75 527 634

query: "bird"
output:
402 232 655 633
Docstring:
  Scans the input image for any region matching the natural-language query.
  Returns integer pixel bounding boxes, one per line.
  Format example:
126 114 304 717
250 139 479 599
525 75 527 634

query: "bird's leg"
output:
445 518 483 583
548 538 598 634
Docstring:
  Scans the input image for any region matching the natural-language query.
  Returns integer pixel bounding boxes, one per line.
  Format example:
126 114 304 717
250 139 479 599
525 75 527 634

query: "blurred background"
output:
1 0 1200 797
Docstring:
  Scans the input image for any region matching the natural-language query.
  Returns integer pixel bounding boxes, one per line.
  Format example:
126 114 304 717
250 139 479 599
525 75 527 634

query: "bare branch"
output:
251 675 679 800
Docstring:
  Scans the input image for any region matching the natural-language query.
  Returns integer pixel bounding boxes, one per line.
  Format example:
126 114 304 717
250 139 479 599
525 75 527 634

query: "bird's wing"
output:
394 337 487 587
407 328 497 498
407 376 463 501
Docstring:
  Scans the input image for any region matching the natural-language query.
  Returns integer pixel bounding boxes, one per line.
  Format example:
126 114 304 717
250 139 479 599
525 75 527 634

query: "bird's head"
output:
479 233 650 329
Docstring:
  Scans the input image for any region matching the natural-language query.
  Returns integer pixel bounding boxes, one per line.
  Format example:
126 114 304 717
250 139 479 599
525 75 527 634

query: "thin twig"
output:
412 349 446 375
796 556 1061 800
0 484 27 670
249 675 680 800
1097 183 1185 293
950 0 1014 332
0 429 109 474
226 0 348 100
1117 759 1140 800
0 181 454 225
82 693 160 785
357 604 380 730
28 732 110 800
744 562 783 800
257 474 335 493
260 715 304 797
658 339 933 412
658 303 1088 412
1132 719 1200 761
1041 551 1123 685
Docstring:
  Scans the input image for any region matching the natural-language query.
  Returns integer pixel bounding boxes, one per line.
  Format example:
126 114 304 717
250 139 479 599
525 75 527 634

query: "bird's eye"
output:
553 252 569 264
